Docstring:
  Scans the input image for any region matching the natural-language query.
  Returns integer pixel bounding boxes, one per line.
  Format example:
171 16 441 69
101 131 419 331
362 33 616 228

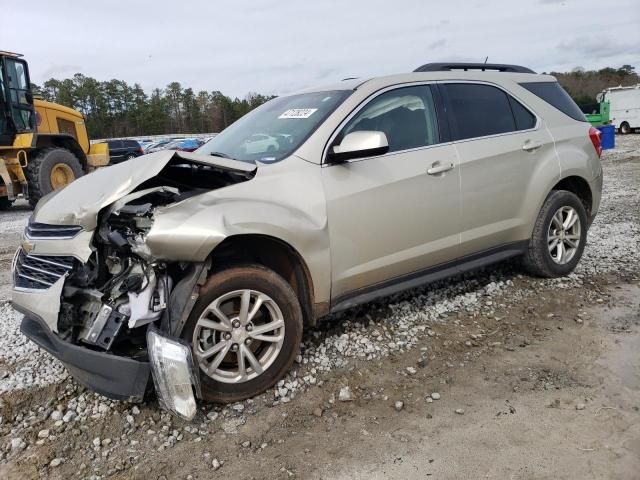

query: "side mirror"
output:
327 131 389 163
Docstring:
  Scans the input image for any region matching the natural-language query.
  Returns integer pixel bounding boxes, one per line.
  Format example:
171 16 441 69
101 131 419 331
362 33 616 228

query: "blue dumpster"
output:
597 125 615 150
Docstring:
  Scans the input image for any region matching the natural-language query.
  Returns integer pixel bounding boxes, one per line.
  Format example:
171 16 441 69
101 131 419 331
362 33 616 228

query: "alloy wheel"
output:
547 206 582 264
193 289 285 383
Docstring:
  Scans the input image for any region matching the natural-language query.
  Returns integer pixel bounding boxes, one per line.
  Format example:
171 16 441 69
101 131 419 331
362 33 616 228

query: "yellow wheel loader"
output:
0 51 109 209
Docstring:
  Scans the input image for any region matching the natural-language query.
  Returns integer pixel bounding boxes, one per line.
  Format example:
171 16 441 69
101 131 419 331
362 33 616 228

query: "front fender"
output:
144 157 331 303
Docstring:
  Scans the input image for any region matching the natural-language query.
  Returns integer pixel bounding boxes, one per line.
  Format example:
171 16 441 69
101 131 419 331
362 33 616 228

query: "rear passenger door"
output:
439 82 558 256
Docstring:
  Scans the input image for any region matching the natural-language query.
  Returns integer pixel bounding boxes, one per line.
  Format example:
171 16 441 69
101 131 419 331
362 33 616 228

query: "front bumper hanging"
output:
20 314 151 401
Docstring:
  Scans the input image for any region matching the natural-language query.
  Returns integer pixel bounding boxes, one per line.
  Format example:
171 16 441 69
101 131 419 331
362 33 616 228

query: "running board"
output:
330 242 527 313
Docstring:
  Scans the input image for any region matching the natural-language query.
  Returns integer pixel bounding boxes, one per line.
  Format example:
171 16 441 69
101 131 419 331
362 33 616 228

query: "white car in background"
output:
243 133 279 154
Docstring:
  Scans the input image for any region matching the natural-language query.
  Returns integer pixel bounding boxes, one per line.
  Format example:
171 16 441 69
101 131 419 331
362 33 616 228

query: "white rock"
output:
206 411 219 422
62 411 75 423
212 458 222 470
10 438 26 452
338 386 354 402
395 401 404 411
431 393 441 400
49 458 63 467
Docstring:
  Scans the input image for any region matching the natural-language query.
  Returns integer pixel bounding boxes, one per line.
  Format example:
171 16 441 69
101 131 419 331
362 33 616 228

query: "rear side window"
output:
508 96 536 130
124 140 140 148
107 140 122 148
441 84 516 141
520 82 587 122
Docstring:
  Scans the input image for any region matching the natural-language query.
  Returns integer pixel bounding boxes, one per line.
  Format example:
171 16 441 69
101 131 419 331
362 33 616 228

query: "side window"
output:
338 85 440 154
442 84 516 141
508 96 536 130
520 82 587 122
57 118 78 139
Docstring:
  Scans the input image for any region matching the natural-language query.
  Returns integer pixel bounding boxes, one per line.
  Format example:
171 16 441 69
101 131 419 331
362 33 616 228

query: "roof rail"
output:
0 50 24 58
414 62 536 74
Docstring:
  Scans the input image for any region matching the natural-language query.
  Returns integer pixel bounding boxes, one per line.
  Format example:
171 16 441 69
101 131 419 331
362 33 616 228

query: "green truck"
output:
581 100 610 127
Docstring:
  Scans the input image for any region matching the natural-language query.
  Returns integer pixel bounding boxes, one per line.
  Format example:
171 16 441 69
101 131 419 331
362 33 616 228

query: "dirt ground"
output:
0 136 639 479
124 278 640 480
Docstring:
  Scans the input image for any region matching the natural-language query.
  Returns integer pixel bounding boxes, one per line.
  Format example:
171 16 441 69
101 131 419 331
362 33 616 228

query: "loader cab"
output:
0 51 36 146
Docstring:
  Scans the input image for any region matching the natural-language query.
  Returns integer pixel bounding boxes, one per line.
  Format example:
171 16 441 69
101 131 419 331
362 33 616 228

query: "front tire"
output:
182 265 303 403
26 148 84 207
523 190 588 278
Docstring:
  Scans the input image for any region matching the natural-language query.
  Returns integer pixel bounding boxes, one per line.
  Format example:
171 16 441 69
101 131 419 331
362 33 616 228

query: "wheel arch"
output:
34 134 88 169
208 234 319 326
551 175 593 219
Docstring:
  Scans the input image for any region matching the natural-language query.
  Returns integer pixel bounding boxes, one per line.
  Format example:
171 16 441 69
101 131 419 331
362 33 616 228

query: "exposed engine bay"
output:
55 156 254 358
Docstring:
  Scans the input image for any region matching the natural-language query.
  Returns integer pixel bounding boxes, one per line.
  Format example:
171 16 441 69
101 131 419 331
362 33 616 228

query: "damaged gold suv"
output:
12 63 603 417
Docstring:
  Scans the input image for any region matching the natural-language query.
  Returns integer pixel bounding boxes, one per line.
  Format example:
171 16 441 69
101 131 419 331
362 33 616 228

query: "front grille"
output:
25 221 82 239
14 250 75 289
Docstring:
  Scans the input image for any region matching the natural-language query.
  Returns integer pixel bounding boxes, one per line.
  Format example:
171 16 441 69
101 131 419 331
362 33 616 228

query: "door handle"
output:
427 162 454 175
522 140 542 152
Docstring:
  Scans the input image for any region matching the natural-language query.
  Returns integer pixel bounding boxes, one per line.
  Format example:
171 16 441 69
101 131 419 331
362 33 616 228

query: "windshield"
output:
195 90 351 163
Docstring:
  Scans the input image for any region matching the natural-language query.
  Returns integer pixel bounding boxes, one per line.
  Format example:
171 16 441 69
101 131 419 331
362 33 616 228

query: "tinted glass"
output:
124 140 140 148
338 85 440 153
508 96 536 130
520 82 587 122
442 84 516 141
196 90 351 163
107 140 122 148
5 59 33 131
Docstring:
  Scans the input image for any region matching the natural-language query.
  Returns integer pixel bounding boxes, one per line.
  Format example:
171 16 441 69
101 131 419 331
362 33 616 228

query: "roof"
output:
292 69 555 96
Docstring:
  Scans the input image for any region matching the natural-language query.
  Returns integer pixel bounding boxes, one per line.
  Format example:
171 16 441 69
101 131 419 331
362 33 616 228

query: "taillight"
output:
139 147 144 155
589 127 602 158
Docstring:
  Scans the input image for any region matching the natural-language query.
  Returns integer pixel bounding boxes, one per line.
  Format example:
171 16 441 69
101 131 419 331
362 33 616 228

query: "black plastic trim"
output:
330 241 528 313
414 62 536 74
19 313 150 401
432 83 452 143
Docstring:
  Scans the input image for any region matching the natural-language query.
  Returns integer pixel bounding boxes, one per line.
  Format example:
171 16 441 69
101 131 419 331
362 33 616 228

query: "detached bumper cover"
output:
20 314 150 401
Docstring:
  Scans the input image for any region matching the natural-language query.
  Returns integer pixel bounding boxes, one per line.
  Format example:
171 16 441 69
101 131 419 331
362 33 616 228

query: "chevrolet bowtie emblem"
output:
21 240 35 254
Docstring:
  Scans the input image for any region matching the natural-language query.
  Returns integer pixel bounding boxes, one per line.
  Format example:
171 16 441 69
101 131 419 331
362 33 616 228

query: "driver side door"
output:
321 84 461 302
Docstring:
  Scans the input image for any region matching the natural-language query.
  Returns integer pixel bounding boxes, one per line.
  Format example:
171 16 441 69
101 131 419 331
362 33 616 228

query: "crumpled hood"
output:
33 150 256 230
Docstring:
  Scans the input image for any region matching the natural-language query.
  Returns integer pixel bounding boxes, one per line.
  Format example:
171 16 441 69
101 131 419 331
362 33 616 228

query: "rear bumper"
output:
588 167 604 226
20 313 150 401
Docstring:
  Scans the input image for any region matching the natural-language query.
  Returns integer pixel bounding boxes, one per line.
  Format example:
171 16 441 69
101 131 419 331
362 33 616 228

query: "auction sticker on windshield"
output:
279 108 318 119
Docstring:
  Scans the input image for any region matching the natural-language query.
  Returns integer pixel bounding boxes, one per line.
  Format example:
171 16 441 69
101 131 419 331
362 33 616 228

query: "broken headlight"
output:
147 328 201 420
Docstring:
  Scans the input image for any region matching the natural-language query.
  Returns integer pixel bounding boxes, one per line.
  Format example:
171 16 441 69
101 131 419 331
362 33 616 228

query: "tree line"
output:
33 75 274 139
549 65 638 106
32 65 638 139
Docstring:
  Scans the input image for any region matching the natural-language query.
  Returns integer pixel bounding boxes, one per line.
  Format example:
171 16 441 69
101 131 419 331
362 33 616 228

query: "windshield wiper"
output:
209 151 234 160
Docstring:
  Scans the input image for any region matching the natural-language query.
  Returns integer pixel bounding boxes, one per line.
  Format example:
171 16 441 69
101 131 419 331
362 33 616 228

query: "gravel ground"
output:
0 135 638 479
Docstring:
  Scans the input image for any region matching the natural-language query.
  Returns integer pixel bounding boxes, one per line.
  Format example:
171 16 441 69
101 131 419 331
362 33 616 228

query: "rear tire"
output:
26 148 84 208
181 265 303 403
522 190 588 278
619 122 631 135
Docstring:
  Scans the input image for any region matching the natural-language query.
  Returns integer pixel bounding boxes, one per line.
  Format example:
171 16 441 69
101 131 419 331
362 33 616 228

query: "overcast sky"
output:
4 0 640 98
